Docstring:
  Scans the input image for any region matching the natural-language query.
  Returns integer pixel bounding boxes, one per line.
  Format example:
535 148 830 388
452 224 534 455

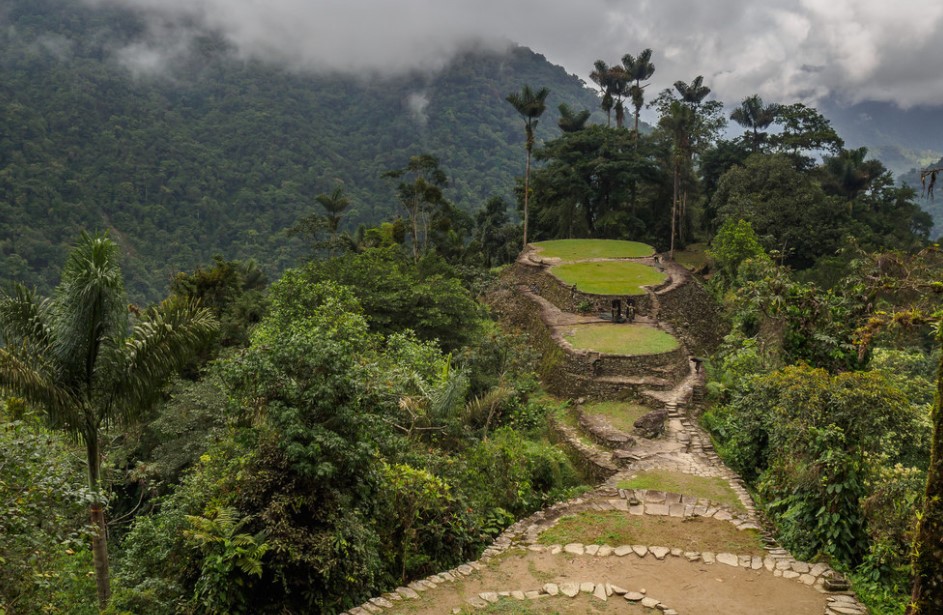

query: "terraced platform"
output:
345 240 866 615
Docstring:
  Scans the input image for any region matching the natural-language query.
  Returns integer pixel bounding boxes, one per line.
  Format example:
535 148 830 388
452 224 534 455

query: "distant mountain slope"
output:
0 0 606 300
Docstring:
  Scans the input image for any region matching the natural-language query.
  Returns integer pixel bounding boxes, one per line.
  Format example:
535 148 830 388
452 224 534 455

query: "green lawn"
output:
537 511 764 554
617 470 746 513
562 324 679 356
533 239 654 260
550 261 666 295
581 401 652 433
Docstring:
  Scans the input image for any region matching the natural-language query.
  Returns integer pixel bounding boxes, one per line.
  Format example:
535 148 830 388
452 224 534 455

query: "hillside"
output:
0 0 605 300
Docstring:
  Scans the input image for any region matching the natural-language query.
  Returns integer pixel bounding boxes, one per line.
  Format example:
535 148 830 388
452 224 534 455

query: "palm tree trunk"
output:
85 432 111 608
670 160 678 260
906 343 943 613
523 148 531 248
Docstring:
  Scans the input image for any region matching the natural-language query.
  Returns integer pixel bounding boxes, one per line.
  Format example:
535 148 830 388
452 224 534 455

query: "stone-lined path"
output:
344 245 868 615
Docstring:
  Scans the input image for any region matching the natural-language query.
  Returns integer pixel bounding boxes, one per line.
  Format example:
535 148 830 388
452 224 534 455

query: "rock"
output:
479 592 499 603
525 591 541 599
670 548 683 557
810 563 829 577
800 574 817 585
614 545 634 556
370 597 394 608
511 591 526 600
632 545 649 557
564 543 585 555
625 592 645 602
597 545 613 556
650 546 670 560
550 545 562 555
543 583 559 596
791 561 811 574
716 553 739 567
641 597 660 608
633 409 668 438
466 597 489 608
701 552 715 564
580 582 595 593
783 570 801 579
751 556 763 570
396 587 419 599
457 564 474 576
585 544 600 555
610 585 628 595
593 584 607 601
560 583 580 598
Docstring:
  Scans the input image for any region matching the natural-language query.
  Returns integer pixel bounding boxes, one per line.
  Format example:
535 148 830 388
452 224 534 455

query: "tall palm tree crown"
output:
507 84 549 248
622 49 655 136
0 232 217 607
730 94 780 152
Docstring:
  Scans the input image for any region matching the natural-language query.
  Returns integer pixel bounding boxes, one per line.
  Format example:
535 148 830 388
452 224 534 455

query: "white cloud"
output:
83 0 943 108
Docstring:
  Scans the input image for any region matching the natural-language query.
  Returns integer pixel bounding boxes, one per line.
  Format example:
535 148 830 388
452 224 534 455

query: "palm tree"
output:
0 233 216 607
730 94 779 152
315 185 351 239
622 49 655 138
590 60 614 126
674 75 711 106
557 103 590 133
506 84 549 248
659 100 696 259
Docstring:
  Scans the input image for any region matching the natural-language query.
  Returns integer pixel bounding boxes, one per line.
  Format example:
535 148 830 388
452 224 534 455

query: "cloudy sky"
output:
86 0 943 109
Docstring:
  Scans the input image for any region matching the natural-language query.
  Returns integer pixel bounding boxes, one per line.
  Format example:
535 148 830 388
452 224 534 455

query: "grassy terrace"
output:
581 401 652 433
538 511 764 554
617 470 746 513
533 239 654 260
550 261 666 295
562 324 679 356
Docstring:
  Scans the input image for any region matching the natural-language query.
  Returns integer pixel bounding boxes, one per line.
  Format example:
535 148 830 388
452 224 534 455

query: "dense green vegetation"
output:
0 234 585 614
0 0 602 301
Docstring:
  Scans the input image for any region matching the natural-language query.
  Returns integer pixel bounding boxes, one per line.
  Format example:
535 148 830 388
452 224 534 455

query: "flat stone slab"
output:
561 583 580 598
580 582 595 593
716 552 739 567
625 592 645 602
632 545 649 557
593 583 608 601
614 545 634 556
543 583 559 596
564 543 585 555
479 592 499 603
650 546 670 560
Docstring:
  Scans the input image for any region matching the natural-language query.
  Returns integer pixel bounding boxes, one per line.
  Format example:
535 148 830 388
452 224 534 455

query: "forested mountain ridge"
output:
0 0 604 301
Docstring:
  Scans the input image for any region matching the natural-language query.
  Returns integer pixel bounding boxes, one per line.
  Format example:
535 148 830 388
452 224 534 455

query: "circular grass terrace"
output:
532 238 655 260
562 323 679 356
550 261 667 296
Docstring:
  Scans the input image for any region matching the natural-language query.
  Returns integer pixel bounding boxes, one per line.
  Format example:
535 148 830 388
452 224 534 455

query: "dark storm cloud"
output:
83 0 943 107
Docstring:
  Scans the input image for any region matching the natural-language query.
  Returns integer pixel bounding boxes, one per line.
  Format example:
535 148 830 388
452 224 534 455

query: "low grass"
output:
616 470 745 513
533 239 654 260
581 401 652 433
552 407 596 448
459 596 646 614
551 261 666 295
562 324 679 356
673 243 711 272
537 511 764 555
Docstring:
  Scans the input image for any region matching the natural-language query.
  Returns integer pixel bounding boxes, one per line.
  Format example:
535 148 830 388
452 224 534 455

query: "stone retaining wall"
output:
486 285 683 401
512 252 727 356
